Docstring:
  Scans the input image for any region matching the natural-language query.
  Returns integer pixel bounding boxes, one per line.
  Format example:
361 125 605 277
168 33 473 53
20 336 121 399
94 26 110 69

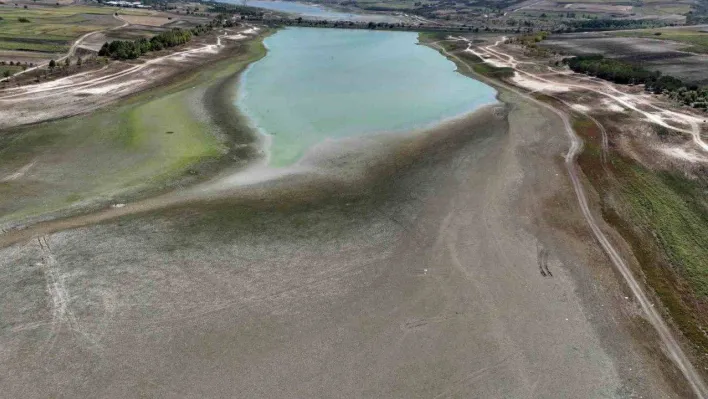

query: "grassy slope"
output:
571 115 708 364
0 37 268 224
0 64 23 75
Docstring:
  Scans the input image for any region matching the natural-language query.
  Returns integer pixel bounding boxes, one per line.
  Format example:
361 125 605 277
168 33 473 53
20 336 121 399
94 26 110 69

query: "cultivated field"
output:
542 32 708 85
0 4 152 63
613 26 708 53
510 0 694 20
117 15 173 26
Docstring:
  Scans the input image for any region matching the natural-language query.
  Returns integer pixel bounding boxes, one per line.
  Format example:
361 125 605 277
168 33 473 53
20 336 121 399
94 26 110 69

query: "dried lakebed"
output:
0 29 686 398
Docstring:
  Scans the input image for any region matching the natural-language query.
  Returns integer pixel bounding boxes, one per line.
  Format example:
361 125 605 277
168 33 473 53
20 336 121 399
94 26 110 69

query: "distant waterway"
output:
237 28 498 167
224 0 399 22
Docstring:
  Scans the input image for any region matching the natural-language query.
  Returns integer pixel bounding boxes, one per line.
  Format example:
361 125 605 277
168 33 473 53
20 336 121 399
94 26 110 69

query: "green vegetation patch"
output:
0 64 23 76
471 61 514 78
0 40 67 53
571 113 708 357
99 27 210 60
0 34 269 224
621 168 708 297
567 18 673 31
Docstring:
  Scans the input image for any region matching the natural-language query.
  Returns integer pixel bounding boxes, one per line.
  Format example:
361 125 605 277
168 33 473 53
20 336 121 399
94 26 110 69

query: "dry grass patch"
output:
118 15 173 27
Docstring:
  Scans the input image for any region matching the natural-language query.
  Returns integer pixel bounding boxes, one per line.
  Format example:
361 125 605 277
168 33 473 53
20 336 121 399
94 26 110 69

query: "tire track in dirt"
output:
438 38 708 398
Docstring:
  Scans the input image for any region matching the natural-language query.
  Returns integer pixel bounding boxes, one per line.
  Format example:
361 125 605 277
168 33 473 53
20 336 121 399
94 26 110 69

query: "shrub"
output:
98 28 203 60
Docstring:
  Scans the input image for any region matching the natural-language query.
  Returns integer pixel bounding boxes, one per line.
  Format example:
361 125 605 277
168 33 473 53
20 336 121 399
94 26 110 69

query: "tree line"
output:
205 2 264 17
564 55 708 110
98 25 211 60
566 18 672 32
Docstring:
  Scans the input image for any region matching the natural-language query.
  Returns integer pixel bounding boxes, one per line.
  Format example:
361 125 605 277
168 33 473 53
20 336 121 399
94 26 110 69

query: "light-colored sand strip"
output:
660 146 708 163
223 34 247 41
602 99 625 112
571 103 591 112
1 161 36 182
470 37 708 153
76 79 145 95
510 72 569 92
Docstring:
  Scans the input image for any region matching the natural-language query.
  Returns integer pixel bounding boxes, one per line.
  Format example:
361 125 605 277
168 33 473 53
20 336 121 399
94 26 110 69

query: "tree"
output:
3 70 11 78
65 58 70 67
48 59 56 70
77 57 83 67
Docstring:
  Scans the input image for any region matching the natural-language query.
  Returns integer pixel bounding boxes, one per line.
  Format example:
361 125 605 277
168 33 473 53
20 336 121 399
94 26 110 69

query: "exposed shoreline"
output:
1 27 501 230
419 33 704 396
0 27 696 398
0 104 507 249
0 29 270 229
0 76 680 397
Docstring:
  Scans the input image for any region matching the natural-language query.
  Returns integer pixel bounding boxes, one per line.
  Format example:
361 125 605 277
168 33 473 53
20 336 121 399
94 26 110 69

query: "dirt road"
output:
4 15 129 82
466 38 708 152
446 37 708 398
0 27 259 129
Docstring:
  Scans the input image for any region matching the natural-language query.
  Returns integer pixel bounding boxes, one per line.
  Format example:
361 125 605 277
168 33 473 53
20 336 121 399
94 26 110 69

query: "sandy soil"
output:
0 27 258 129
0 98 682 398
510 72 570 92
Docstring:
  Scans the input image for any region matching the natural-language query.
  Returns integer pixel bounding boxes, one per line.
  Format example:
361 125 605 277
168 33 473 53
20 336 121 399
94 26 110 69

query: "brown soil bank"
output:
0 91 686 397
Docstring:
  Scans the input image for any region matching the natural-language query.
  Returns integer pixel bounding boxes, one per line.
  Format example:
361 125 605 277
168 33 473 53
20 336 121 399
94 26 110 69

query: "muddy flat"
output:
0 24 697 398
0 97 681 397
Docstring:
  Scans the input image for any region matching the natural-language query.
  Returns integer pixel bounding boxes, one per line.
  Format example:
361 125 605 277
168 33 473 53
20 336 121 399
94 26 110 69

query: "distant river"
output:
228 0 400 22
237 28 498 167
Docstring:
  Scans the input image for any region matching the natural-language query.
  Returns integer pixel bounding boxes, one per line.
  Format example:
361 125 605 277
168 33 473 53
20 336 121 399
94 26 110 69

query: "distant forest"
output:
564 55 708 109
205 2 265 17
565 18 673 32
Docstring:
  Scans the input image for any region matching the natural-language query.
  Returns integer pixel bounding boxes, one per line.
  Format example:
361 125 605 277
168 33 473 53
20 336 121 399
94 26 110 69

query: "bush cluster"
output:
98 26 210 60
568 19 671 32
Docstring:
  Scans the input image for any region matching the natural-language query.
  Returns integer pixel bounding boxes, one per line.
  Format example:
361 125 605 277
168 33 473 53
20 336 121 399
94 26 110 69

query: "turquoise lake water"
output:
237 28 498 167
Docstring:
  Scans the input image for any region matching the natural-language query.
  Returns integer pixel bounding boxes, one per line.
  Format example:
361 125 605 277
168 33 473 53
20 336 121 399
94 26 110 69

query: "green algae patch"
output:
0 34 269 225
